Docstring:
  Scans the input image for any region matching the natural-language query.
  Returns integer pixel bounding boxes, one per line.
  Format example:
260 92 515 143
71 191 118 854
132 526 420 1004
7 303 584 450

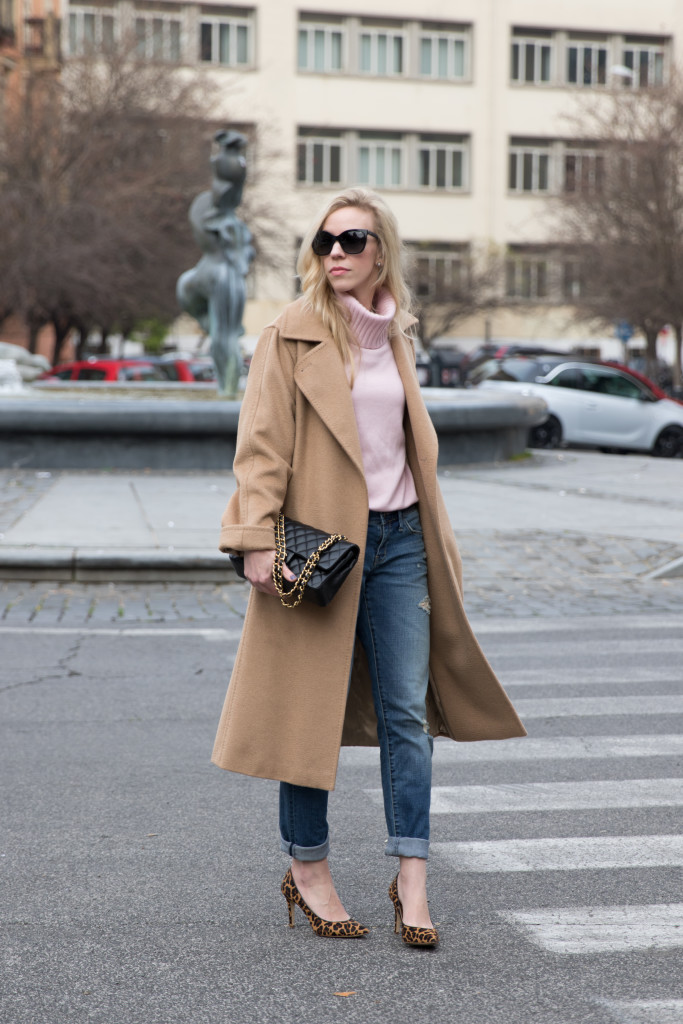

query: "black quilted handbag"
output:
230 513 360 608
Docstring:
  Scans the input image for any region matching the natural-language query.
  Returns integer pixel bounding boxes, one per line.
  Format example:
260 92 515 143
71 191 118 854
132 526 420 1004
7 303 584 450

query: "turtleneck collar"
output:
340 288 397 350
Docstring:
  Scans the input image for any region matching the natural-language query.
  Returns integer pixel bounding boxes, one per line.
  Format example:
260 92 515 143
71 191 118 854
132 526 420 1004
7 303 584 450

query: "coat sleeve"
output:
219 325 296 554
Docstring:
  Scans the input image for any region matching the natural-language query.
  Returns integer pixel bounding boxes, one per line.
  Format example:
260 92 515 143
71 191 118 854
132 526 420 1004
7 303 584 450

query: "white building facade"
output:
61 0 683 355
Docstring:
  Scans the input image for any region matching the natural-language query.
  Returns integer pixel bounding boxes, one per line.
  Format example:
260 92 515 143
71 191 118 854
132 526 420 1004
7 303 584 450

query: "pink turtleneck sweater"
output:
340 290 418 512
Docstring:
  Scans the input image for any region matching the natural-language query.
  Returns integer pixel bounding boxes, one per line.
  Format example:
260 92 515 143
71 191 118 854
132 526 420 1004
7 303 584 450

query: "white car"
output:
476 360 683 457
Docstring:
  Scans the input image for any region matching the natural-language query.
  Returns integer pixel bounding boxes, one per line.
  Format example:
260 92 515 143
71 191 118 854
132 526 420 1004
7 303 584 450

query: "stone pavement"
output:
1 450 682 621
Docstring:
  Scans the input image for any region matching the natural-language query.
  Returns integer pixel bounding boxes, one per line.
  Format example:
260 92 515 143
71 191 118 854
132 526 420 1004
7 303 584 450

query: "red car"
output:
41 359 167 382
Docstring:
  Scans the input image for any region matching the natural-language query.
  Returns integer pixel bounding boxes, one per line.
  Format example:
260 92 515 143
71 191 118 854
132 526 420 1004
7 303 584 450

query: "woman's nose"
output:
330 241 345 257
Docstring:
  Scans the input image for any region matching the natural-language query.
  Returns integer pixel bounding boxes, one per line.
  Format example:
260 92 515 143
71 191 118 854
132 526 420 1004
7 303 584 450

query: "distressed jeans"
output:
279 503 433 861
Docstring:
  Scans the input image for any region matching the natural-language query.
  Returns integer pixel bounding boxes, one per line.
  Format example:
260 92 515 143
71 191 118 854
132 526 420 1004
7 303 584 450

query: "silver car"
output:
476 360 683 457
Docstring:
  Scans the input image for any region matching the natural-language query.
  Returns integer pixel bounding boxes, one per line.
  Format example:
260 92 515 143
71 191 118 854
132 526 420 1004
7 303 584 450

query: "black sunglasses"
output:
312 228 380 256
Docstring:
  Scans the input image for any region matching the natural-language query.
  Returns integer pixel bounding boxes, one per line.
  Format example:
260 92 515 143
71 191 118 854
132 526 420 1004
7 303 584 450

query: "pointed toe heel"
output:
388 873 439 949
281 868 369 939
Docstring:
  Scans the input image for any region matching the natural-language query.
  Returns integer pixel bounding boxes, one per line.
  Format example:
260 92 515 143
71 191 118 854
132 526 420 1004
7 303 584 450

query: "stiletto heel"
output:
388 874 439 948
281 868 369 938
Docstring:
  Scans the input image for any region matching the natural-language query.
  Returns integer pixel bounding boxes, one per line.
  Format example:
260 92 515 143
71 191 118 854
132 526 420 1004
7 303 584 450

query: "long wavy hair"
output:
296 188 415 381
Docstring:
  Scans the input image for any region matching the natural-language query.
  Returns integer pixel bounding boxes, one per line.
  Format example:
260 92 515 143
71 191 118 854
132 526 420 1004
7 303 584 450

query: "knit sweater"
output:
341 290 418 511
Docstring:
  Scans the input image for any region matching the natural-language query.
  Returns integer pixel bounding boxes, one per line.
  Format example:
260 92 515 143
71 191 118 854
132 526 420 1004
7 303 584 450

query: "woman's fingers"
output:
243 549 298 594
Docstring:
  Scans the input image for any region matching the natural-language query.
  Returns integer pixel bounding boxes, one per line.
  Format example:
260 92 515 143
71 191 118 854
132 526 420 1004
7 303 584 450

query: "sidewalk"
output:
1 450 682 582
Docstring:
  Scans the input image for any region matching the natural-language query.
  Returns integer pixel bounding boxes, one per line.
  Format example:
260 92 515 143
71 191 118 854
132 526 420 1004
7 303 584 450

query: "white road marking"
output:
364 779 683 814
342 735 683 766
0 626 242 640
434 735 683 762
514 696 683 718
504 904 683 954
500 667 679 687
595 1000 683 1024
436 834 683 872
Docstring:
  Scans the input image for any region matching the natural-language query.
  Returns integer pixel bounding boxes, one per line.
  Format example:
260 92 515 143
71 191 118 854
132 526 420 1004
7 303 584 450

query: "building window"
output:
506 250 549 300
418 24 468 80
199 9 252 67
509 141 551 193
622 40 667 87
410 245 468 301
358 26 404 76
563 148 604 193
297 132 343 186
68 6 117 54
356 133 404 188
134 13 182 62
566 40 608 86
298 19 344 72
418 136 467 190
511 32 552 84
561 258 584 300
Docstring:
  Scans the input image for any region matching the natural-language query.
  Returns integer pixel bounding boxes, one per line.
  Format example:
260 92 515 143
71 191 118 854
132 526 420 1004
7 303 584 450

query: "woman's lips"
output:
330 268 349 276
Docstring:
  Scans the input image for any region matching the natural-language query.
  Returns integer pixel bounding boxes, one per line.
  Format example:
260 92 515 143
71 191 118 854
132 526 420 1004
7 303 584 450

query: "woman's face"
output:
320 206 380 310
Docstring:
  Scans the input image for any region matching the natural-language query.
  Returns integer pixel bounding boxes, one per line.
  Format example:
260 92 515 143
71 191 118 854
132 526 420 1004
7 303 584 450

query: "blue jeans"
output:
279 503 433 861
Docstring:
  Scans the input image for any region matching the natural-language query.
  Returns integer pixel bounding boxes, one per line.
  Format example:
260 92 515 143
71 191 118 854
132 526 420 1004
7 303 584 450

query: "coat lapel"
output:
279 301 366 480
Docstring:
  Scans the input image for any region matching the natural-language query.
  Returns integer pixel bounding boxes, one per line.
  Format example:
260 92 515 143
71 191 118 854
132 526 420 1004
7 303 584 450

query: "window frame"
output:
297 20 345 73
566 40 608 87
68 5 118 55
510 35 552 84
418 25 469 81
134 11 182 62
622 42 667 87
355 135 406 189
198 9 253 68
409 245 469 302
296 133 345 187
505 251 550 301
358 25 406 76
508 142 552 194
417 137 468 191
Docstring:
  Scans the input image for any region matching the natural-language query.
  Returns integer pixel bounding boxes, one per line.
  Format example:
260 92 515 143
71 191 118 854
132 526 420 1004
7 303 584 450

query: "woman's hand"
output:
244 548 297 597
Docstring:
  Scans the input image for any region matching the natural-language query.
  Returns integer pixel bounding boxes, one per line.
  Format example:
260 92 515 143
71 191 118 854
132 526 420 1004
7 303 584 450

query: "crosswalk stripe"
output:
432 735 683 762
435 834 683 872
514 696 683 718
342 735 683 766
503 904 683 954
499 668 679 687
485 638 683 657
382 779 683 814
595 999 683 1023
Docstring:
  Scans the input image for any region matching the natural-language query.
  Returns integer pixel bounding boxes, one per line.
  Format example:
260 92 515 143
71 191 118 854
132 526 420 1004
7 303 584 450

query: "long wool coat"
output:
211 297 526 790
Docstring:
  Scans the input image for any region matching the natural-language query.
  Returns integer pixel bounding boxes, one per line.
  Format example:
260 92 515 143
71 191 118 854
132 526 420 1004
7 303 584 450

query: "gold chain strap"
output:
272 514 345 609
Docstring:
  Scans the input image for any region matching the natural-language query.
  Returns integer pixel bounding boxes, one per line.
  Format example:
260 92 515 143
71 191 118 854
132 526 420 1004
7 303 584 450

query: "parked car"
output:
460 343 572 384
475 360 683 457
428 349 467 387
138 355 217 382
41 359 167 382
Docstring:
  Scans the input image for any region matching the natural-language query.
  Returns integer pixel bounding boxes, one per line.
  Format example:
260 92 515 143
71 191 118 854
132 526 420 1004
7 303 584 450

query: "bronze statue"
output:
177 130 254 397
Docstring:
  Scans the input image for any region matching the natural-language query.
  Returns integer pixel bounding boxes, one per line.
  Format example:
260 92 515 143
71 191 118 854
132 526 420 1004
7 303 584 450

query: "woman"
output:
212 188 526 947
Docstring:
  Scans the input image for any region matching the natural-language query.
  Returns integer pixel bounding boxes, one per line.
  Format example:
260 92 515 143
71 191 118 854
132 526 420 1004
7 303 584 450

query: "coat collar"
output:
277 297 433 484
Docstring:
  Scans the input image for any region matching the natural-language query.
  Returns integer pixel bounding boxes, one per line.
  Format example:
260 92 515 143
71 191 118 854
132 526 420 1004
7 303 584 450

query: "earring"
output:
376 261 382 268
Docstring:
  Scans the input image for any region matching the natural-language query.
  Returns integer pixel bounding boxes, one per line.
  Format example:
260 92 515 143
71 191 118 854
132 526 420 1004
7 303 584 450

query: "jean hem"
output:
384 837 429 859
279 833 330 861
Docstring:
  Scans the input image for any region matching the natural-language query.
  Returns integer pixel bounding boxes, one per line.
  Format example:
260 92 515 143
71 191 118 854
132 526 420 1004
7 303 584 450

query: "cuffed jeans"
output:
279 503 433 861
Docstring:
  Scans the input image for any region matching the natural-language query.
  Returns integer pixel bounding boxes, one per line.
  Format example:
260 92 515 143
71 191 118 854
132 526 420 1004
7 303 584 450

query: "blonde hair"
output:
296 188 415 379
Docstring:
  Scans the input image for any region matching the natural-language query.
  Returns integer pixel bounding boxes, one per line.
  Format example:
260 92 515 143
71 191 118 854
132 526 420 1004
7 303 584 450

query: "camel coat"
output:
211 297 526 790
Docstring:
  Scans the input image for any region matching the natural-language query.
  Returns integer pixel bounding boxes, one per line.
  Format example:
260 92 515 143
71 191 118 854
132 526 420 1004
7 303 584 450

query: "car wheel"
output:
528 415 562 449
652 425 683 458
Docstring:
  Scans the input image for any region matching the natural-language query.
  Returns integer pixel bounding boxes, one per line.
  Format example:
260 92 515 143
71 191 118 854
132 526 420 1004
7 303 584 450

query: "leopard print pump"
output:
388 873 439 948
281 868 369 938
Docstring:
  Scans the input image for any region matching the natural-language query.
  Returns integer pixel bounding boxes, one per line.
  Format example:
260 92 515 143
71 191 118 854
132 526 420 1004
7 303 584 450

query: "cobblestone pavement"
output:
2 530 681 625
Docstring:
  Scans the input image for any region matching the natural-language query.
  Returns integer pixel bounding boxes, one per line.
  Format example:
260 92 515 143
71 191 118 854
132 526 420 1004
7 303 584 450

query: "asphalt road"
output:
1 582 682 1024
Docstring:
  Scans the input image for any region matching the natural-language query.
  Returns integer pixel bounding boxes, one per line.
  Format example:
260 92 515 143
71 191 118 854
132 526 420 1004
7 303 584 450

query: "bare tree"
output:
0 42 273 362
551 75 683 387
409 243 501 349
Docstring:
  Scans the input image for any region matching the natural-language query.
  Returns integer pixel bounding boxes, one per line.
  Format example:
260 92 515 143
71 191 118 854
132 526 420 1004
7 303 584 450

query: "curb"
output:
0 548 240 583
